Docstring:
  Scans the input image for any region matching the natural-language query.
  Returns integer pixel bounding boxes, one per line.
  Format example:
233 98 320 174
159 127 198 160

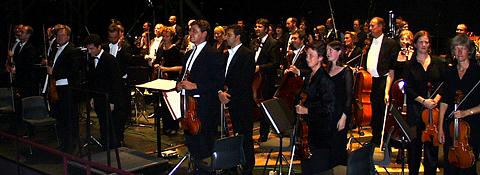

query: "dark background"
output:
1 0 478 59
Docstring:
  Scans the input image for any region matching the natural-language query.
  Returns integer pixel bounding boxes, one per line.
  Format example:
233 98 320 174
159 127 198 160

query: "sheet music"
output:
163 91 181 120
135 79 177 90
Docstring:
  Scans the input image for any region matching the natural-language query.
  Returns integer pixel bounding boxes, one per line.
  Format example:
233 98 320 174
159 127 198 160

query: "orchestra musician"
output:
343 31 363 68
48 24 83 153
284 30 310 78
440 34 480 175
296 40 336 175
326 41 353 166
365 17 399 146
217 24 256 175
251 18 280 142
393 30 414 81
145 24 164 67
404 30 447 175
103 22 132 144
85 34 123 149
176 19 225 174
212 26 228 53
167 15 184 47
152 27 183 135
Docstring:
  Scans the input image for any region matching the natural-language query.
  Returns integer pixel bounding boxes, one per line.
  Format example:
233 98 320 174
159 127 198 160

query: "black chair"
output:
198 135 246 173
22 96 59 153
347 143 375 175
0 87 15 114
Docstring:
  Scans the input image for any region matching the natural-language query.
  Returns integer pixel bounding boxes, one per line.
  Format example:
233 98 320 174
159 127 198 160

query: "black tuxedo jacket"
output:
179 43 225 130
366 36 399 76
250 35 280 98
288 47 310 77
13 41 39 87
102 41 132 78
224 45 255 132
51 42 83 87
87 51 122 105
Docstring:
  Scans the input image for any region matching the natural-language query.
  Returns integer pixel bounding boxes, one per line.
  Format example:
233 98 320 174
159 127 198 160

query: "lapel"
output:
190 44 207 73
259 36 270 59
226 46 243 78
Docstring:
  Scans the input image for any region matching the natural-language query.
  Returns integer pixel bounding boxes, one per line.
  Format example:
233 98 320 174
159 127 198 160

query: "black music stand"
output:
260 98 295 175
389 105 415 175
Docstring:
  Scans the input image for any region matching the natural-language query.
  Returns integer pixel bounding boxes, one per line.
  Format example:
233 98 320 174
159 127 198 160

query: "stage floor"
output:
1 106 476 174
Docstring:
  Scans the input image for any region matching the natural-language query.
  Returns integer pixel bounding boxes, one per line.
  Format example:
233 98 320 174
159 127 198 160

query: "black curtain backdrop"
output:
0 0 478 65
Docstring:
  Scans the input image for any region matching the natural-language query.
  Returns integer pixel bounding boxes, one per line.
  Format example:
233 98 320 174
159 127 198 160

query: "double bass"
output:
180 71 201 135
353 69 373 128
448 90 475 168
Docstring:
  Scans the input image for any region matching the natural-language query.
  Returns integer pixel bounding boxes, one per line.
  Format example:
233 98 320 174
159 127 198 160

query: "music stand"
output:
389 105 415 175
135 79 177 157
260 98 295 175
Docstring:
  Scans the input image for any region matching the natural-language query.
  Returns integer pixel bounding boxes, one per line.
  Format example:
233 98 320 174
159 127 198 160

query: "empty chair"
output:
198 135 246 173
0 87 15 114
22 96 59 150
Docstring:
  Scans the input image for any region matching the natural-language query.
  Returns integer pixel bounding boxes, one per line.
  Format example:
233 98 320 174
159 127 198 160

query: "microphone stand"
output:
327 0 338 40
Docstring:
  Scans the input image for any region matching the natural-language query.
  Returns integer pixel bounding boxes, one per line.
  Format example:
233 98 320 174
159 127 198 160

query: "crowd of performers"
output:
4 14 480 175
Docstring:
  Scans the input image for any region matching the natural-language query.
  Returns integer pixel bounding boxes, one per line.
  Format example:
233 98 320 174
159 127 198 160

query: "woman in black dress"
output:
326 41 353 166
296 40 336 175
439 34 480 175
404 30 447 175
343 31 363 68
153 27 183 134
393 30 414 81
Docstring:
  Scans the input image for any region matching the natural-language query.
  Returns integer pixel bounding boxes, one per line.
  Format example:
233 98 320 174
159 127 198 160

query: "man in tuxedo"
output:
168 15 183 47
103 23 132 144
251 18 280 142
10 25 39 98
285 17 298 54
218 24 255 175
85 34 123 149
6 25 39 134
284 30 310 78
176 20 224 174
48 24 83 153
365 17 398 146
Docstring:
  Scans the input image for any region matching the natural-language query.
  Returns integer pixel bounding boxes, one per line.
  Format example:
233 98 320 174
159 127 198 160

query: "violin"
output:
448 90 475 168
180 71 201 135
421 82 440 146
221 86 235 137
297 92 311 159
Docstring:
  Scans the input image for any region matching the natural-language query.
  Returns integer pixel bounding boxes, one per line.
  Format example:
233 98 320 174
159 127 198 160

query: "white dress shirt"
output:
254 34 268 62
53 42 69 86
366 34 384 77
225 43 242 77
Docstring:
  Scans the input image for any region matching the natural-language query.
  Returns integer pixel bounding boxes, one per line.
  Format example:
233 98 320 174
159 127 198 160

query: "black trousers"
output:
370 76 387 146
54 85 79 152
185 128 217 175
94 97 121 149
407 125 438 175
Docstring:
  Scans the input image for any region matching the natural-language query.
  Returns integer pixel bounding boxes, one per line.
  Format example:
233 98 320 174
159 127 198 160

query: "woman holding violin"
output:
439 34 480 175
296 41 336 175
152 27 183 134
403 30 447 175
326 41 353 166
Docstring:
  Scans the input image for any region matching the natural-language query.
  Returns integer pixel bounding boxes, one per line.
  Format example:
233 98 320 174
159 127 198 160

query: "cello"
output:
385 79 408 141
251 72 264 121
353 69 373 128
421 82 442 146
448 90 475 168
